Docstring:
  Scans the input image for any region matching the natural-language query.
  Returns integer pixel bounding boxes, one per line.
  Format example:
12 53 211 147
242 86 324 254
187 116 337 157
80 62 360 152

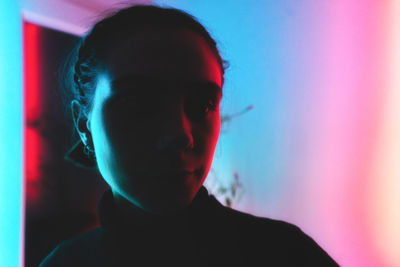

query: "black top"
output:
40 187 338 266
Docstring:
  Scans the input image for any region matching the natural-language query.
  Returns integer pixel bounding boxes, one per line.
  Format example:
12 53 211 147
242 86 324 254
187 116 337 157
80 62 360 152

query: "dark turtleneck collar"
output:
98 186 215 234
95 186 233 266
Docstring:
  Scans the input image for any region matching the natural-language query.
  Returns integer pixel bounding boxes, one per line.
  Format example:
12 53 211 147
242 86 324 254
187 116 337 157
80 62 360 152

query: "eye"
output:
203 100 217 113
186 97 218 121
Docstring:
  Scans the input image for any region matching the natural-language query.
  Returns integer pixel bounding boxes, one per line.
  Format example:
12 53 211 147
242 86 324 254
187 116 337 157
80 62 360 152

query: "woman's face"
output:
87 28 222 214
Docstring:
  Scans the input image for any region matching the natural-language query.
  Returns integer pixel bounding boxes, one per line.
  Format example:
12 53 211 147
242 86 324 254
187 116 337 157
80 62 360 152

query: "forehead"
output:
102 28 222 88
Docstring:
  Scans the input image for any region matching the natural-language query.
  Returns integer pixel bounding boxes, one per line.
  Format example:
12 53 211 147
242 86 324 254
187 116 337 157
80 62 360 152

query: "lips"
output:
154 160 195 175
149 168 201 177
153 169 193 176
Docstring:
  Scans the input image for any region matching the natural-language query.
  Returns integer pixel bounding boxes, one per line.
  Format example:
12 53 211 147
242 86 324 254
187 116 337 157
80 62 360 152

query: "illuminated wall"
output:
0 1 23 267
154 0 400 266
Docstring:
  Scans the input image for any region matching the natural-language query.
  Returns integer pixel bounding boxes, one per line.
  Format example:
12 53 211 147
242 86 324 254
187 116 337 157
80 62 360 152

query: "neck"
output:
111 190 190 219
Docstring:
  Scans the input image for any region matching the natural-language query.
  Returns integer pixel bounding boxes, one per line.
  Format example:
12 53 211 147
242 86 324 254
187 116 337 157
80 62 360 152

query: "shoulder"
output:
210 198 338 266
39 227 107 267
209 196 304 238
213 203 302 243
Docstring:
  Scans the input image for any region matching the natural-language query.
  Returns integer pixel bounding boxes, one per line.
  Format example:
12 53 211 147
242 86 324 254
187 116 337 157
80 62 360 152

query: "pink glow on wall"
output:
301 1 388 265
278 0 398 265
365 0 400 265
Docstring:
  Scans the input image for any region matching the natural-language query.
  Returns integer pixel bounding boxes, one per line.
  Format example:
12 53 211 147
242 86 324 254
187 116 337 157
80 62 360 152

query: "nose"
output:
156 99 194 153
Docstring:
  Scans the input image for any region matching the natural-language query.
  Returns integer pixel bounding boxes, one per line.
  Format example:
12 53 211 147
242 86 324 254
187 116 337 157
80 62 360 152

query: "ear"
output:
71 100 93 148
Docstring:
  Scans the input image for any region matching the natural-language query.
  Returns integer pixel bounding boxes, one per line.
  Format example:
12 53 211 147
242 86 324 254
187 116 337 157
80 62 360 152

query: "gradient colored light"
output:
0 1 23 267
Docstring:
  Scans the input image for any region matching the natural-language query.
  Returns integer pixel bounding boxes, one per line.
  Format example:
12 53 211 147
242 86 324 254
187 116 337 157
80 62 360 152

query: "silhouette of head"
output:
67 5 226 214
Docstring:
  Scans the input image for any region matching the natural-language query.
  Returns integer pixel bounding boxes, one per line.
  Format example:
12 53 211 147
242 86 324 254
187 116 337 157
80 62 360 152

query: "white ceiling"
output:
20 0 151 35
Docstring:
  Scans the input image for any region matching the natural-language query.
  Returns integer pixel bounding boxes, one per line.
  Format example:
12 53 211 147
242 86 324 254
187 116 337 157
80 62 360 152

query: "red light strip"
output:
23 21 41 200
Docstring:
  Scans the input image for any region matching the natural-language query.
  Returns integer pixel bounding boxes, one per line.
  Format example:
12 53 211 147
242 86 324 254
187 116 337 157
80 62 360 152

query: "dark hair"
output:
63 4 228 115
62 4 228 167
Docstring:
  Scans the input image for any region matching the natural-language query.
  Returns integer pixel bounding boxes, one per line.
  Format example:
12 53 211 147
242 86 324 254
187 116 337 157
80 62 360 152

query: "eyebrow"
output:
111 74 222 97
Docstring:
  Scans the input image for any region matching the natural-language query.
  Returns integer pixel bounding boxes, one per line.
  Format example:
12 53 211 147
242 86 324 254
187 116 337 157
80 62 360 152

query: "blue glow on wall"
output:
0 1 23 266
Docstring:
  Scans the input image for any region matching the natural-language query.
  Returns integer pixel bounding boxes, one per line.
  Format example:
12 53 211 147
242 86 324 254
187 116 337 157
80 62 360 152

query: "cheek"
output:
197 114 221 157
198 115 220 179
92 101 158 171
210 115 221 147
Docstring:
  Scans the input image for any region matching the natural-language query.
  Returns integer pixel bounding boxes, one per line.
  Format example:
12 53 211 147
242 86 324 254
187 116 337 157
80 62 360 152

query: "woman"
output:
40 5 337 266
